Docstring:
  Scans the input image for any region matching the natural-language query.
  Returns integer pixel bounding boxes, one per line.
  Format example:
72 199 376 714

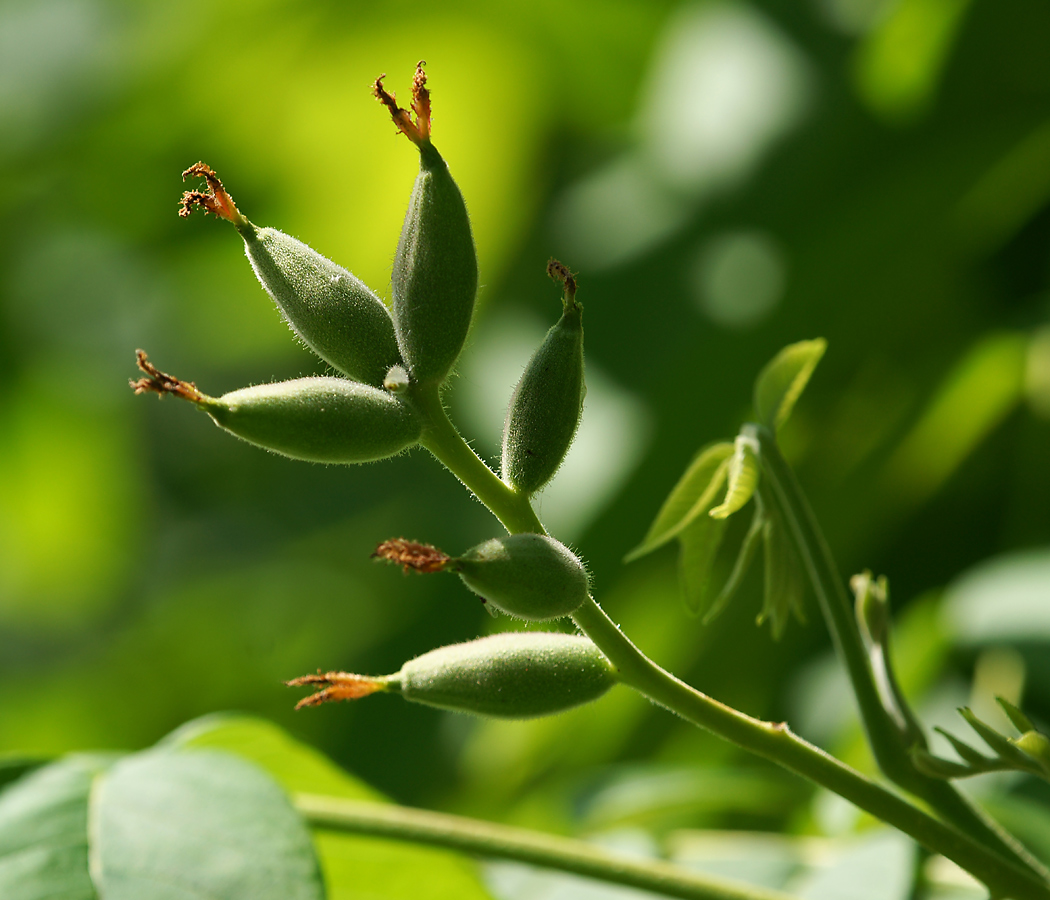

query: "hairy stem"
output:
414 385 545 535
294 794 796 900
755 425 1048 879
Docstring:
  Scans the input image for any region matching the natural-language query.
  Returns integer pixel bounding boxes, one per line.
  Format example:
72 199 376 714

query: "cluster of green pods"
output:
137 65 605 721
136 64 477 465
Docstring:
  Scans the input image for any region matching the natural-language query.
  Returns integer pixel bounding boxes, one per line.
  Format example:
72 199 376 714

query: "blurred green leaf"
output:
90 747 324 900
677 513 728 617
0 754 113 900
997 697 1035 734
626 442 732 562
759 511 805 640
169 715 495 900
0 757 48 793
943 549 1050 645
853 0 974 123
703 505 766 626
790 830 915 900
752 339 826 435
882 333 1027 505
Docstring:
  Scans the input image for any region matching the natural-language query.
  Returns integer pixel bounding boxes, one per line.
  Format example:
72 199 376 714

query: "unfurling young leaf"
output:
709 435 760 520
753 338 827 434
625 442 733 562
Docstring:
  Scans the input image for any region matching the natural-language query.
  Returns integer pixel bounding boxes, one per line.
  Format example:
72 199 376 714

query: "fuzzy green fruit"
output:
376 67 477 386
399 633 614 718
502 261 584 495
242 226 401 387
290 633 616 719
180 162 401 387
131 352 419 464
455 533 590 621
391 143 477 385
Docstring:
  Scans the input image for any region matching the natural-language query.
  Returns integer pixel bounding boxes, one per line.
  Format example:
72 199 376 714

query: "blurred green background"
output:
2 0 1050 866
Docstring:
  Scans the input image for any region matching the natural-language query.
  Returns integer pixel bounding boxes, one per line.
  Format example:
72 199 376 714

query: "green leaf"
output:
709 437 760 520
0 754 113 900
677 513 729 617
90 748 324 900
702 505 765 626
625 442 733 562
167 715 495 900
758 511 805 640
0 757 49 794
932 727 998 768
958 708 1035 770
996 696 1035 733
753 338 827 433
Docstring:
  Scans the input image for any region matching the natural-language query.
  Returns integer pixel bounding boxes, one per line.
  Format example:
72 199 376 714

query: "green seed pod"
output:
376 67 477 385
180 163 401 387
290 633 616 719
501 260 585 495
454 533 589 621
131 352 420 464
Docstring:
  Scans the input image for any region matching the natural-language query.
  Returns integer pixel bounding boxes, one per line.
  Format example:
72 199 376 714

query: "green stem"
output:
413 386 545 535
755 426 1048 880
294 794 796 900
570 597 1048 900
415 403 1048 897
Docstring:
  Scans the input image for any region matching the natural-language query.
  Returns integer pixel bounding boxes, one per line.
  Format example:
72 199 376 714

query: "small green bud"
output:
455 533 590 621
501 260 585 495
375 65 478 385
289 632 616 719
131 351 420 463
1013 730 1050 765
851 570 889 645
180 163 401 387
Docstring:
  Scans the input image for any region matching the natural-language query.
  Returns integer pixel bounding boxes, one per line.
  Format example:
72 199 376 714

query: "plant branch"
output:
293 794 797 900
413 385 545 535
755 426 1048 880
570 597 1049 900
411 398 1048 896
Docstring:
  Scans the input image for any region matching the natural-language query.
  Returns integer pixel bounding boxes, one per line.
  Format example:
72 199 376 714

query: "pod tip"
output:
372 537 451 574
179 161 248 228
286 671 387 709
546 258 579 310
373 62 431 147
130 350 208 404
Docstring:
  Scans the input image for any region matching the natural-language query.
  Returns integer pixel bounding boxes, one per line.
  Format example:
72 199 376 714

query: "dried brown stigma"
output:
372 538 451 574
411 60 431 141
179 161 248 227
547 258 578 306
286 672 387 709
373 64 430 147
129 350 206 403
